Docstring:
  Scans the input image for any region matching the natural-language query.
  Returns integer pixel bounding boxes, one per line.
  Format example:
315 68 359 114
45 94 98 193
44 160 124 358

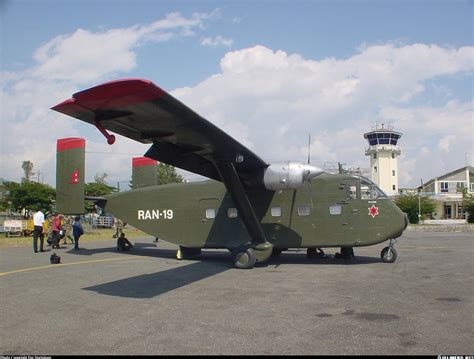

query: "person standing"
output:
72 216 84 250
51 213 62 249
33 208 45 253
113 218 123 238
62 215 74 245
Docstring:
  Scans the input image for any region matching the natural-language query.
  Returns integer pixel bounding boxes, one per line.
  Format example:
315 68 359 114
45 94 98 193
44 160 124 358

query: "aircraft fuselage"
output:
103 173 407 250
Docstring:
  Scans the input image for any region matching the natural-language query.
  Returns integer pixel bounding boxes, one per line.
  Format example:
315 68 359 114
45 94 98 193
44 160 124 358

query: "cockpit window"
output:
360 178 387 199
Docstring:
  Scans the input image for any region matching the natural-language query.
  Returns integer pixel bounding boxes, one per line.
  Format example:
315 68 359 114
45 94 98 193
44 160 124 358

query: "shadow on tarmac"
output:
83 260 230 298
80 244 381 299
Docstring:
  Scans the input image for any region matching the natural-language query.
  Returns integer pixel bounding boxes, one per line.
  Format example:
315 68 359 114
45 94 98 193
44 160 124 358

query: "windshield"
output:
357 176 388 199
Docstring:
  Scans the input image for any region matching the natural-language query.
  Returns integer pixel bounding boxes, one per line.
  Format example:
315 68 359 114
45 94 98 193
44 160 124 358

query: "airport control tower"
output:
364 124 402 196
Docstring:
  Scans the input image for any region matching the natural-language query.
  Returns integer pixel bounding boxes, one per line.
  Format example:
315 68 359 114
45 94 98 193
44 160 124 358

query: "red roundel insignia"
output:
70 169 79 184
368 205 379 218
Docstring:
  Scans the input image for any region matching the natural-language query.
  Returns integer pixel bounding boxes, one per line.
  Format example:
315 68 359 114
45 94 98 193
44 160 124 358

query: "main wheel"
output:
340 247 354 260
381 247 397 263
232 248 257 269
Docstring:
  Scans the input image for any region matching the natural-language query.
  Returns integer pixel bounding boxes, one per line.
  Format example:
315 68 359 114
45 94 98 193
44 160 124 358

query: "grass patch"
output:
0 227 152 247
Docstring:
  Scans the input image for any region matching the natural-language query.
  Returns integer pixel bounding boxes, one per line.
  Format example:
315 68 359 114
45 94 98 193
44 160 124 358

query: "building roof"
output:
421 166 473 188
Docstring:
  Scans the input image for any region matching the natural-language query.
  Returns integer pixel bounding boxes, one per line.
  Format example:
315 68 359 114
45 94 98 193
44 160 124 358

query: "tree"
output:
84 173 117 212
394 193 436 224
157 164 184 185
21 161 34 183
5 181 55 215
460 187 474 223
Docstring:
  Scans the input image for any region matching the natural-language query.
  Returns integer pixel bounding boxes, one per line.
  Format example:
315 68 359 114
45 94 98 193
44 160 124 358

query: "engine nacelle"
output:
263 162 324 190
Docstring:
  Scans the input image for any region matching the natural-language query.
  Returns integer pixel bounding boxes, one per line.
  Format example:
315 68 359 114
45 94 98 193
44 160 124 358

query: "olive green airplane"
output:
52 79 408 269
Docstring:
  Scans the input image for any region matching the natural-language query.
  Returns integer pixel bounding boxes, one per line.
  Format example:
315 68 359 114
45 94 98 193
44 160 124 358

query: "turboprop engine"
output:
263 162 324 190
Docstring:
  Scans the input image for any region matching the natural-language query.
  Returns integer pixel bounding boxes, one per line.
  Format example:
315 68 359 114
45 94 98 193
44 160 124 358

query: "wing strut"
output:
215 162 267 245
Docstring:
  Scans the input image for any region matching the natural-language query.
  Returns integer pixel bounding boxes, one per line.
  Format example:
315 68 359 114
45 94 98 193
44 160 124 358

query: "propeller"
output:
307 133 311 165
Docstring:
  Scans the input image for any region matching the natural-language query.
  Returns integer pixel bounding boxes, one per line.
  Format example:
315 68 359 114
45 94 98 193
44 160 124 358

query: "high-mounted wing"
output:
52 79 268 182
53 78 271 249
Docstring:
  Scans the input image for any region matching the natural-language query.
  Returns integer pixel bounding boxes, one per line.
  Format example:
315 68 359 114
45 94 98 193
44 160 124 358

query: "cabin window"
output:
297 205 311 216
360 179 387 199
329 204 342 215
271 206 282 217
347 184 357 200
227 208 238 218
205 208 216 219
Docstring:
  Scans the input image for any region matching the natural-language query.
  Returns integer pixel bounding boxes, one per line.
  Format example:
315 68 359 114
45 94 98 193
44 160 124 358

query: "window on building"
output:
393 185 396 191
373 153 377 159
392 153 395 159
227 208 238 218
206 208 216 219
271 207 282 217
297 205 311 216
374 166 377 173
440 182 449 193
392 170 396 176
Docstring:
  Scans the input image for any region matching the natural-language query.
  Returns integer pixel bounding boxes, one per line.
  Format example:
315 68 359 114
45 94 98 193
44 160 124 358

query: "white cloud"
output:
1 12 216 185
201 35 233 48
2 22 473 190
172 44 473 186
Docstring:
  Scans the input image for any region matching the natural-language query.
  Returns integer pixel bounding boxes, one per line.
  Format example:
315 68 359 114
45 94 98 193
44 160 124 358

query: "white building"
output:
420 166 473 219
363 124 402 196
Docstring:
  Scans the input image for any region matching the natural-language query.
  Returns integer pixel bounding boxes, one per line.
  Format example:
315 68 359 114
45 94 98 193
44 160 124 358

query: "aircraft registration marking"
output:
138 209 174 220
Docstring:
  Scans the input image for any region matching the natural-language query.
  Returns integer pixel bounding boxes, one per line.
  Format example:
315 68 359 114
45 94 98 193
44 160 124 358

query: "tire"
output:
340 247 354 260
381 246 397 263
232 248 257 269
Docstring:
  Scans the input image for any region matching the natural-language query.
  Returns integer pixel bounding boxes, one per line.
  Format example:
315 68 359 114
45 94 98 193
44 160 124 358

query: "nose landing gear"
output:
381 239 398 263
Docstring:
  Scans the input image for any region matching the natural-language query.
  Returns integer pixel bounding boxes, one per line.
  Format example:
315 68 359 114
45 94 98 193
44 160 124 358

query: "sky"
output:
1 0 473 189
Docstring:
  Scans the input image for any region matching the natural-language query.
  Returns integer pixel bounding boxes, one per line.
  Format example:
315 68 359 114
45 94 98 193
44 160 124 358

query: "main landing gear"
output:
381 239 398 263
335 247 354 260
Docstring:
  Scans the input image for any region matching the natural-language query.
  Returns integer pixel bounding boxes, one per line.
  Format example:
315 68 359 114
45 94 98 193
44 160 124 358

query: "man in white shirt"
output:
33 209 45 253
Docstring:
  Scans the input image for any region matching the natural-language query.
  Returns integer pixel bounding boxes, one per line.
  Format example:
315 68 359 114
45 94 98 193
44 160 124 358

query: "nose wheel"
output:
381 239 398 263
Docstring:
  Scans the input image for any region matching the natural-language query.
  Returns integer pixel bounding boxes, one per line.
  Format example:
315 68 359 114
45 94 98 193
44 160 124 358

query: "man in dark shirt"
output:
117 233 133 252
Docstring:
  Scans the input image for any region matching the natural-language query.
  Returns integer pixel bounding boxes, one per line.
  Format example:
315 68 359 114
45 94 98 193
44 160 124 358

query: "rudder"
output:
56 138 85 214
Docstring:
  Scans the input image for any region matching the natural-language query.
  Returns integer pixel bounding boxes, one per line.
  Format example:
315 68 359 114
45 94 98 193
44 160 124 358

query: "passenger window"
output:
329 204 342 215
205 208 216 219
271 207 282 217
227 208 238 218
297 205 311 216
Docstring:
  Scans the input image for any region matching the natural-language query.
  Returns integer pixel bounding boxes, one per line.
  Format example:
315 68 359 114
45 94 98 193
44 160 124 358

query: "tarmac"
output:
0 230 473 355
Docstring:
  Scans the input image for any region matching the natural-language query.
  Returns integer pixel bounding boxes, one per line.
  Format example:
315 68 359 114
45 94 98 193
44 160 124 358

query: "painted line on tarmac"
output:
0 256 146 277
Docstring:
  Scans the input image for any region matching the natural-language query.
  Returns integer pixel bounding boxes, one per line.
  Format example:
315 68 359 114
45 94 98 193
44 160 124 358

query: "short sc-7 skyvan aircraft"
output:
52 79 408 269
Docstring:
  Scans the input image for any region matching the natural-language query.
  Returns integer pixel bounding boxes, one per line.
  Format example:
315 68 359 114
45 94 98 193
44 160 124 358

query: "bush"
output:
394 194 436 224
